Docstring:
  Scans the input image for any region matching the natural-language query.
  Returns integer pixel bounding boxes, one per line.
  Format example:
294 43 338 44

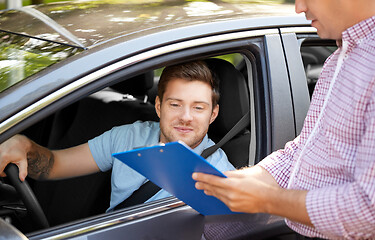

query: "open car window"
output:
299 39 337 98
3 51 254 235
0 31 82 93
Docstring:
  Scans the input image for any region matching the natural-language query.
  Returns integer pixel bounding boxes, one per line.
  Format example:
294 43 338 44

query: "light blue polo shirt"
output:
88 121 235 211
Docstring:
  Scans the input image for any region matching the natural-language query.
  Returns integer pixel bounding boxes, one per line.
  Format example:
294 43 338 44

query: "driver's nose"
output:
180 107 193 122
295 0 307 14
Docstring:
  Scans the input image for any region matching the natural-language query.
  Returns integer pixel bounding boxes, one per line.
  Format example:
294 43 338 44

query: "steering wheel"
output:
4 163 49 229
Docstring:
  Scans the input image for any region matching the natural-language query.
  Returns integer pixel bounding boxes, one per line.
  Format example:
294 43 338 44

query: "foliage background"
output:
1 0 294 10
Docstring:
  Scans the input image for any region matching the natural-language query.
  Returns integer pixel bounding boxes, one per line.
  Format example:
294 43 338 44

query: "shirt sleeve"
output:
88 125 131 172
306 94 375 239
257 136 300 188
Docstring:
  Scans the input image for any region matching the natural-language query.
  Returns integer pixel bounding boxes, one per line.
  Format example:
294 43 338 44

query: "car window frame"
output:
2 28 310 239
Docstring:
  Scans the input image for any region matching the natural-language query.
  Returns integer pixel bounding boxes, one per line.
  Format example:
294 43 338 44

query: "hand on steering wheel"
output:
4 163 49 229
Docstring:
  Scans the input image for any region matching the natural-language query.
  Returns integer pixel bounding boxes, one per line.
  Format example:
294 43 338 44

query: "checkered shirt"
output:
258 16 375 239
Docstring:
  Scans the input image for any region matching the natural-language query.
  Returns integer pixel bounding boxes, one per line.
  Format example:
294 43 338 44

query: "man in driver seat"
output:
0 60 235 211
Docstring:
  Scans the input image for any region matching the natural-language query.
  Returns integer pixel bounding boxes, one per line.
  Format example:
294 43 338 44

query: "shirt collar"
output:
191 134 209 156
342 15 375 46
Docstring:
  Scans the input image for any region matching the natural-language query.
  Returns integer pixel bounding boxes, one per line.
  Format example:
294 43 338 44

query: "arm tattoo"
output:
27 150 54 180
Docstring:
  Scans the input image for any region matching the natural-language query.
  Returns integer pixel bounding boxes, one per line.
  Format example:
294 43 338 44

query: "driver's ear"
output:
209 104 219 124
155 96 161 118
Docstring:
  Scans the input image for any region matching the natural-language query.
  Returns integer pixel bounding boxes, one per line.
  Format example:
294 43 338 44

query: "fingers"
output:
0 160 7 178
0 135 29 181
193 172 234 203
193 172 226 188
192 172 213 183
192 171 243 187
196 180 230 204
223 170 246 178
17 160 28 182
192 171 243 193
193 169 277 214
192 173 219 191
0 155 28 182
0 151 12 178
193 173 215 192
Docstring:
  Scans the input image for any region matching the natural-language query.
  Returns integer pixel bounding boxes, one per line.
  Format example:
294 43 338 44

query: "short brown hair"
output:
157 60 220 107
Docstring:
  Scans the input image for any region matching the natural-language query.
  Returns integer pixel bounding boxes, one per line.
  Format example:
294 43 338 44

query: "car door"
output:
280 27 338 133
1 21 310 240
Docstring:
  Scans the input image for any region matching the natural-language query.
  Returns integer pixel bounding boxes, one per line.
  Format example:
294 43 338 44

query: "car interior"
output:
300 41 337 98
2 54 251 232
1 41 335 234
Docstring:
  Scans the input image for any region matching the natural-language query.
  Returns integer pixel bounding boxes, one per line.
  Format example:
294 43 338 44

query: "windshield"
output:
0 31 82 93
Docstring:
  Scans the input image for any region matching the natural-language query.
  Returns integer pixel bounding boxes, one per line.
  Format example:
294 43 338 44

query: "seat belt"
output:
201 111 250 158
114 110 250 210
114 179 161 210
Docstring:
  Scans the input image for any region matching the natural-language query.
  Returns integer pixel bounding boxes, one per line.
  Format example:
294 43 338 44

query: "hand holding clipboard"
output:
112 141 236 215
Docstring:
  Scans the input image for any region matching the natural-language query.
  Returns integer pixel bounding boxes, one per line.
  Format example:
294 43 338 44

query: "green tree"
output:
31 0 44 4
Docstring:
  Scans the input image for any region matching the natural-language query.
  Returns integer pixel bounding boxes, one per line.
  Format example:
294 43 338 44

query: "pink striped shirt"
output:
259 16 375 239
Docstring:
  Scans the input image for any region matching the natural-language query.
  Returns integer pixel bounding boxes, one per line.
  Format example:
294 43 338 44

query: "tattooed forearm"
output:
27 149 54 180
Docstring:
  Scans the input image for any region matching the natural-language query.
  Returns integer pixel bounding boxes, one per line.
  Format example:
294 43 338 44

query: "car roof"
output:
0 0 301 49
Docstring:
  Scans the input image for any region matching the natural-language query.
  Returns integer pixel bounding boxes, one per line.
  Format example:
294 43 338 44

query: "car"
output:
0 1 337 239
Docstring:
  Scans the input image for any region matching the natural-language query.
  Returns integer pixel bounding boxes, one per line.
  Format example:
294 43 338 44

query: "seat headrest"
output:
111 71 154 96
205 58 249 141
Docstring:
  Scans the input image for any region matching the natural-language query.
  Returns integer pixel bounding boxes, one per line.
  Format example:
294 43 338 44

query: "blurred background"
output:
0 0 295 10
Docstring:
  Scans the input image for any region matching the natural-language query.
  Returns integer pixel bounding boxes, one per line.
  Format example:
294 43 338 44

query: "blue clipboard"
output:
112 141 236 215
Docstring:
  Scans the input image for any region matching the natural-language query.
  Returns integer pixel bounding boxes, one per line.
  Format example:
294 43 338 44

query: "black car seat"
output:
31 72 158 226
205 58 250 168
48 71 158 149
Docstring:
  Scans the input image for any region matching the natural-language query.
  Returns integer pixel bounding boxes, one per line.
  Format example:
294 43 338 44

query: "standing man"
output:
194 0 375 239
0 60 234 211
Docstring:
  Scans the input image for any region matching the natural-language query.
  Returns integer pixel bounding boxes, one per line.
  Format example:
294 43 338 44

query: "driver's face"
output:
155 78 218 149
